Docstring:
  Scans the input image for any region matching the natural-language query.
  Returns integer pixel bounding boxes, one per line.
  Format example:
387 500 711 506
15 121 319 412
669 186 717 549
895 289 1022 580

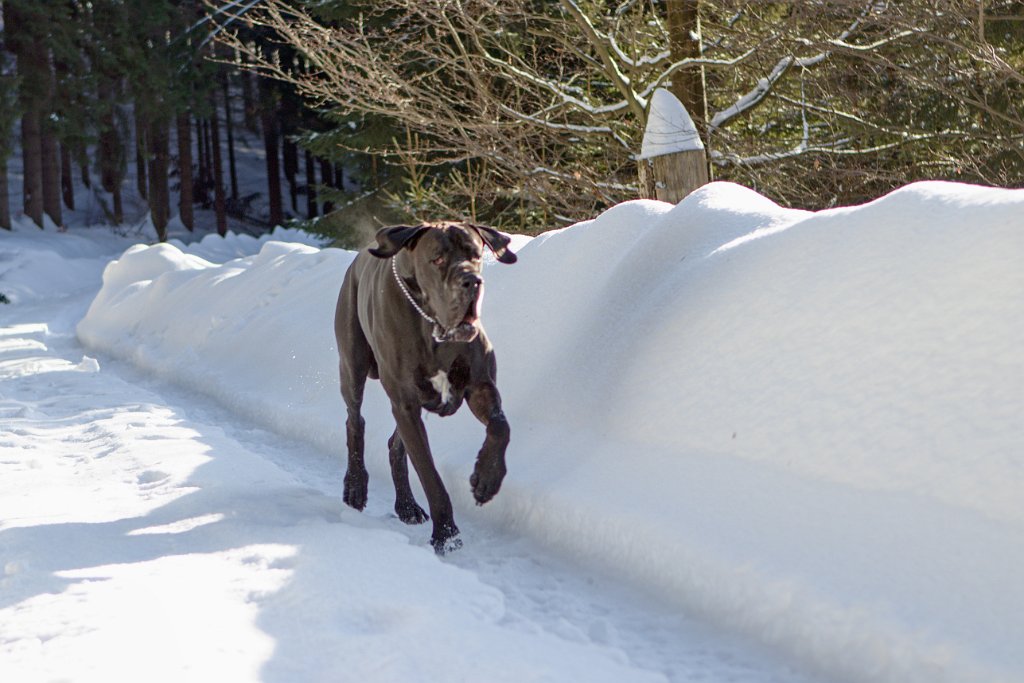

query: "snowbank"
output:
0 221 321 305
77 181 1024 683
167 226 323 263
0 218 136 304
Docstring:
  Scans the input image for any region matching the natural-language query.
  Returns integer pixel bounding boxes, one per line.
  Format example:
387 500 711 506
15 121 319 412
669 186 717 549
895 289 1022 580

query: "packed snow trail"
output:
0 278 813 682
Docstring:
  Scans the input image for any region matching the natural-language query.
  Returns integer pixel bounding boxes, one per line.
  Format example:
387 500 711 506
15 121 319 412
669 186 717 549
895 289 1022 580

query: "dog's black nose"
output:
461 274 482 290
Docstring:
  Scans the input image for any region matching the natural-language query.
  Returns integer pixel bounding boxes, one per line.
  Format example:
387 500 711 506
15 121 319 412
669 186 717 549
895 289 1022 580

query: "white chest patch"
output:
430 371 452 405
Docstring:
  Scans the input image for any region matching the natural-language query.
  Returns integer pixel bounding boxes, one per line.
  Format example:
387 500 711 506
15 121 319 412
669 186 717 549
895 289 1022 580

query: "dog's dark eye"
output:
432 256 445 267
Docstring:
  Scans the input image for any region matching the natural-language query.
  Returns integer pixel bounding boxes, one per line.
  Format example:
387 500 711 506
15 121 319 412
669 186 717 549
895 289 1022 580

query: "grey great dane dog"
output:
334 221 517 553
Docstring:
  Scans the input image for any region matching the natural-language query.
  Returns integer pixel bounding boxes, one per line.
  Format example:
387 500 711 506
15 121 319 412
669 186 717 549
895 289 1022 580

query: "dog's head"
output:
370 221 517 343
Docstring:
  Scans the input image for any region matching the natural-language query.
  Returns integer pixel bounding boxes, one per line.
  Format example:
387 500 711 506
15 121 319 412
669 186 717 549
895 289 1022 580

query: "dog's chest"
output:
416 357 470 416
430 371 453 405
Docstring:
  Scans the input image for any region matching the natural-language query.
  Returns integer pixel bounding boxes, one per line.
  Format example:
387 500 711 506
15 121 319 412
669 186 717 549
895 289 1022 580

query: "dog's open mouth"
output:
439 299 480 343
461 297 479 326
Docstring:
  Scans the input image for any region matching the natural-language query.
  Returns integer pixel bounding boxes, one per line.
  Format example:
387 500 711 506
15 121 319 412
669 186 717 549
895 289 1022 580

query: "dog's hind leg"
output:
337 277 371 511
387 429 429 524
340 348 370 511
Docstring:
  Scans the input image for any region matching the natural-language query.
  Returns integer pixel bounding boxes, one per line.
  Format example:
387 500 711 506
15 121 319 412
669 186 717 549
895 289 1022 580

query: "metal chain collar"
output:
392 256 446 341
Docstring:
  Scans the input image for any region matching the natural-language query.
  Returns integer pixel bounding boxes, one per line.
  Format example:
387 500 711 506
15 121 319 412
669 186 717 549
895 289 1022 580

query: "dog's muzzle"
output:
437 276 482 343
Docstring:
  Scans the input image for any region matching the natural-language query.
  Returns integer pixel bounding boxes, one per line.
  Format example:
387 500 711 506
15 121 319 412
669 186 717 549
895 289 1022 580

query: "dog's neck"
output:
392 256 447 342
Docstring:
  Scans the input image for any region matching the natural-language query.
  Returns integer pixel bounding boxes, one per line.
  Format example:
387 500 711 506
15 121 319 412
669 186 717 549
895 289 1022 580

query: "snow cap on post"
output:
636 88 709 204
638 88 704 160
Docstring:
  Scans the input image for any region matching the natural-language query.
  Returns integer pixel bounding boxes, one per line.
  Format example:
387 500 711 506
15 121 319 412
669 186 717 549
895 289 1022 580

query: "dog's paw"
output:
343 468 369 511
395 498 429 525
470 460 506 506
431 521 461 555
431 532 463 556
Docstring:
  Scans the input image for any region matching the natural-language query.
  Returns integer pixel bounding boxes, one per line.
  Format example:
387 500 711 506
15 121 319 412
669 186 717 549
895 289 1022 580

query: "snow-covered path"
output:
0 292 811 682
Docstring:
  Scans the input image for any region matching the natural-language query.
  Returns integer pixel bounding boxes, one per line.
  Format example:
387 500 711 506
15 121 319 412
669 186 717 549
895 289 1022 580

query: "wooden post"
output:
638 151 708 205
637 88 708 204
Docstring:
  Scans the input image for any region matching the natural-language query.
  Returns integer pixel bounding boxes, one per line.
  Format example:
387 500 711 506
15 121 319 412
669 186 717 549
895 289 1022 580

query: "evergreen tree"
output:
90 0 134 225
122 0 213 240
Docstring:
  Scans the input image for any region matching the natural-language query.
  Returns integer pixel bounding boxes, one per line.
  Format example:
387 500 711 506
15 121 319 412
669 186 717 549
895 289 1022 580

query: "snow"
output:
639 88 704 159
3 179 1024 683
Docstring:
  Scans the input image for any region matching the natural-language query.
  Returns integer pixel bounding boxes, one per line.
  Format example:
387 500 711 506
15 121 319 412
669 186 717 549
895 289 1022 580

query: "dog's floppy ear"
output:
369 225 429 258
469 224 517 264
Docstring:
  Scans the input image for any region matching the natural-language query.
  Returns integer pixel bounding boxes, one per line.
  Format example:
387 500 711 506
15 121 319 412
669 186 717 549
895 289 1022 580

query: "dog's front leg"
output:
467 382 510 505
387 429 429 525
390 398 461 553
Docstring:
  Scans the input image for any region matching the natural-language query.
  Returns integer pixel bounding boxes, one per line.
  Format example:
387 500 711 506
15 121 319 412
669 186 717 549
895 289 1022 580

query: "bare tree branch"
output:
212 0 1024 226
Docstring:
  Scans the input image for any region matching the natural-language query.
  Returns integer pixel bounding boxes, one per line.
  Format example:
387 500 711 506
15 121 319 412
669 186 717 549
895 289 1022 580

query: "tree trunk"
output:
38 48 62 227
666 0 708 165
112 184 123 225
41 125 63 227
222 75 239 201
202 118 213 184
80 159 91 189
147 117 170 241
98 129 122 224
176 112 194 231
20 107 43 228
240 66 258 132
319 158 334 213
97 81 124 225
134 108 148 200
209 94 227 236
194 116 206 184
60 143 75 210
193 116 208 207
304 148 317 218
283 138 298 212
259 83 283 227
18 42 47 228
5 2 44 228
0 160 10 230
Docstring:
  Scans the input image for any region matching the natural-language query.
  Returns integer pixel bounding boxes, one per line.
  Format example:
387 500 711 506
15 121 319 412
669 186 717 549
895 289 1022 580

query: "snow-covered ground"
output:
0 219 811 683
2 179 1023 683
